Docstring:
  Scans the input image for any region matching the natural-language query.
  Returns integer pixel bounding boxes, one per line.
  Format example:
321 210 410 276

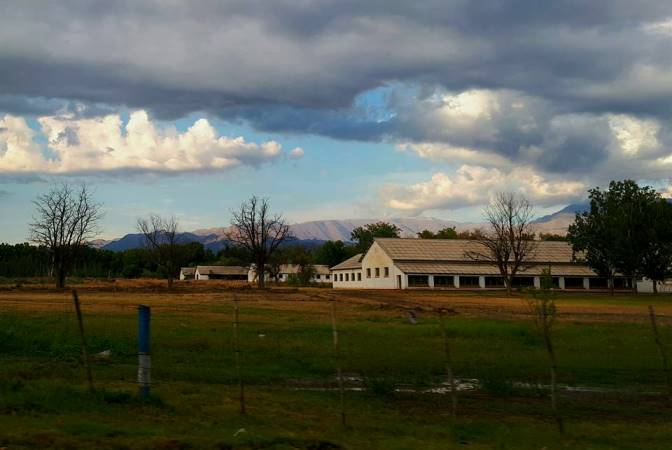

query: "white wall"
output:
332 269 363 288
360 242 403 289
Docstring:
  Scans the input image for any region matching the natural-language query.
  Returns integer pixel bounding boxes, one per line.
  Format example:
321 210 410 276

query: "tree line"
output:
8 180 672 291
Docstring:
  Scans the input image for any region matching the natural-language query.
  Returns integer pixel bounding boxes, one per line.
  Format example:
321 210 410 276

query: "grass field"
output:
1 281 671 449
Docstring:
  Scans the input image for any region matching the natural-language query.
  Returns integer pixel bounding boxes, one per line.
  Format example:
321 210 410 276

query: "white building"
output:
179 267 196 280
331 238 633 291
248 264 332 284
636 278 672 293
193 265 249 281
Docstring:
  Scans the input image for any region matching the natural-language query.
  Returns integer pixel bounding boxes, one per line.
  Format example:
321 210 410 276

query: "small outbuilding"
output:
248 264 332 284
179 267 196 280
194 265 249 281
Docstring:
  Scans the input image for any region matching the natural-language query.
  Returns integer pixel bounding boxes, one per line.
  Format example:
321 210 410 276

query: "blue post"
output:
138 305 151 398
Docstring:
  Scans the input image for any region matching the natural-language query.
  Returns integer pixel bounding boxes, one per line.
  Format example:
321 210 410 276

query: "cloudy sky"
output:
2 1 672 242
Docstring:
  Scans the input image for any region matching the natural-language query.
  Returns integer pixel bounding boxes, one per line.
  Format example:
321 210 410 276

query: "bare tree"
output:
467 192 536 295
137 214 181 288
527 270 564 433
227 196 291 289
29 183 103 288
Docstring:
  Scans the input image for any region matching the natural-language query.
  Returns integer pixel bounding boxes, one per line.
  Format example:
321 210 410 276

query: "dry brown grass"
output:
1 279 671 324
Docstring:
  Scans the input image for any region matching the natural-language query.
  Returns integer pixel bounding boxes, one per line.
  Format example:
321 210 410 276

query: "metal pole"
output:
72 289 94 392
138 305 151 398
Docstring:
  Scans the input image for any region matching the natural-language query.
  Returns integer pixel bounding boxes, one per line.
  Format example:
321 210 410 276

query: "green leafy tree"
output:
417 227 457 239
640 200 672 293
567 180 664 294
351 222 401 253
315 240 358 267
539 233 567 241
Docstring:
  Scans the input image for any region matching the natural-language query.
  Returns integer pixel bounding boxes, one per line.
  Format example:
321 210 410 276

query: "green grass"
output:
0 293 671 448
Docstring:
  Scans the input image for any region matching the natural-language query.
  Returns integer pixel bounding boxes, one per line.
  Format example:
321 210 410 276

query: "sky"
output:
2 1 672 243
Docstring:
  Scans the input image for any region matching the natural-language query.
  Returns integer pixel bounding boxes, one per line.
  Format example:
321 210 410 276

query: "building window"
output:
564 277 583 289
408 275 429 287
326 274 330 280
434 276 454 288
316 274 321 280
384 267 389 277
485 277 505 288
339 273 343 282
366 268 371 278
375 268 380 278
357 272 361 281
345 273 349 281
512 277 535 288
459 276 480 288
589 277 608 289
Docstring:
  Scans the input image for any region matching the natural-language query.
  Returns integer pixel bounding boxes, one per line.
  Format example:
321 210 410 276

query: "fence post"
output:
648 305 671 400
138 305 151 398
329 298 346 426
233 294 246 414
438 308 457 418
72 289 94 392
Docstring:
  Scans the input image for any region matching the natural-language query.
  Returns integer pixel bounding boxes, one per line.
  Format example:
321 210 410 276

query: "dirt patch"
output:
1 283 671 324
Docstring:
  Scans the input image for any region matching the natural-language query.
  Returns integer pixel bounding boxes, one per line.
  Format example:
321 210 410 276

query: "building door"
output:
397 275 402 289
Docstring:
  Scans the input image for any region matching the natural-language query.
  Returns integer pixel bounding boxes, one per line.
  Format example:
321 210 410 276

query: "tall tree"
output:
466 192 536 296
567 180 664 294
29 183 103 288
418 227 458 239
639 198 672 293
137 214 181 288
315 240 358 267
351 222 401 253
228 196 291 288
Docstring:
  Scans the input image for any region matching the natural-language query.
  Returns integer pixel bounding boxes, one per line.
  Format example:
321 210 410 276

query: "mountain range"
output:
97 203 589 252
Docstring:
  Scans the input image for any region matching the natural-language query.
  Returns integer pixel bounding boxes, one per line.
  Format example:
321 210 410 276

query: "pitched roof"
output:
196 265 249 276
278 264 331 275
330 253 363 271
374 238 578 263
180 267 196 275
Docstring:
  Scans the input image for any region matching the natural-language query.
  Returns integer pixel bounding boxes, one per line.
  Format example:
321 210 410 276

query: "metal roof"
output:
278 264 331 275
195 265 249 276
374 238 579 263
330 253 363 271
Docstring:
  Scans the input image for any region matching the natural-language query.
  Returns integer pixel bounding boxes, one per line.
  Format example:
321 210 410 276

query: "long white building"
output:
248 264 332 284
331 238 633 290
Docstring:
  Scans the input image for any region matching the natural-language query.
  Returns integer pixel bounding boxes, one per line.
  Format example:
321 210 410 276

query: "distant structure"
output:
331 238 634 291
179 267 196 280
248 264 332 284
180 265 249 281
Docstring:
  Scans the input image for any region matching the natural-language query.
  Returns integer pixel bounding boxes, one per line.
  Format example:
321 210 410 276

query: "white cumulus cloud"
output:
0 110 290 175
289 147 305 159
384 165 586 213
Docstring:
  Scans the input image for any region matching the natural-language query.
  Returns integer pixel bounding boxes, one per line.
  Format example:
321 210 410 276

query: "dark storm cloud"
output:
2 0 672 174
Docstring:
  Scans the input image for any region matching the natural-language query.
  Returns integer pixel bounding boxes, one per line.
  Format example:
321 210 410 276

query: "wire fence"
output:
0 286 671 431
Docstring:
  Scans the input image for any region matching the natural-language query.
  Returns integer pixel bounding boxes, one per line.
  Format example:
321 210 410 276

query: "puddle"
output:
291 378 662 396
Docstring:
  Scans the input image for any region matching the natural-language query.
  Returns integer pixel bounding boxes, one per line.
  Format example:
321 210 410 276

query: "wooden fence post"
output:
72 289 94 392
648 305 671 400
138 305 151 398
438 309 457 418
329 299 346 426
233 295 246 414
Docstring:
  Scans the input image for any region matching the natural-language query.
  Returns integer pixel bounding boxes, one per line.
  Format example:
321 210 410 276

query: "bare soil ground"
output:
1 278 671 324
